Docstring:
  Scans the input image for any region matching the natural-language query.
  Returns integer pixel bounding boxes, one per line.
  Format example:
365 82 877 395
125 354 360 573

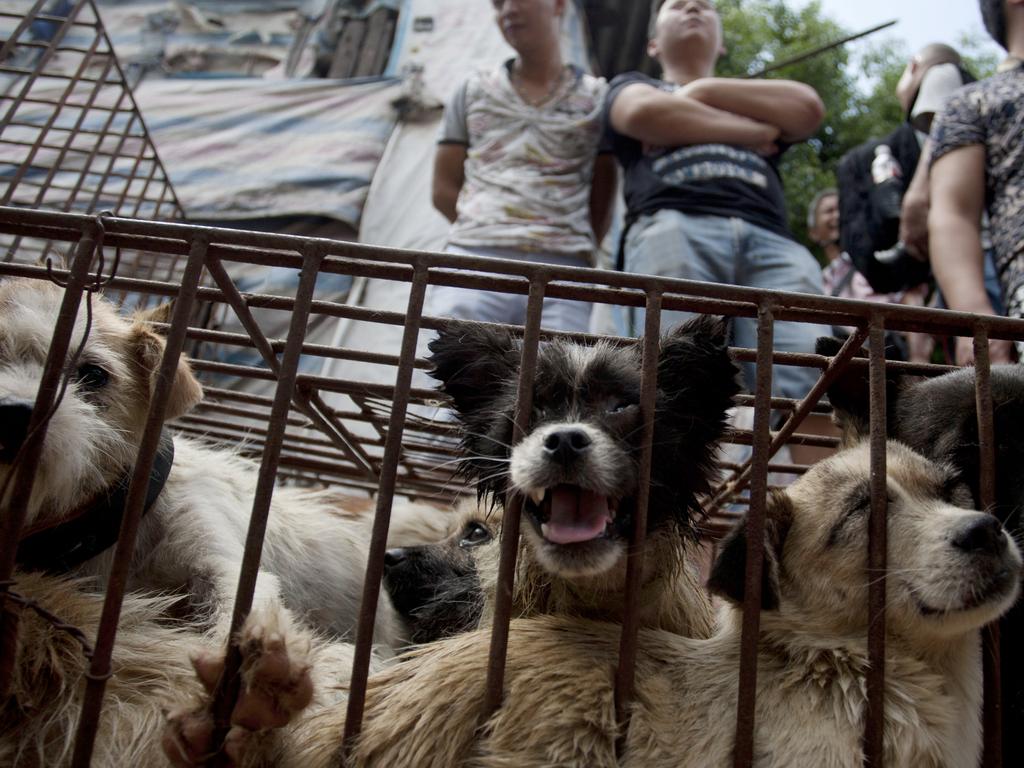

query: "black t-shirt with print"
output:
603 71 794 241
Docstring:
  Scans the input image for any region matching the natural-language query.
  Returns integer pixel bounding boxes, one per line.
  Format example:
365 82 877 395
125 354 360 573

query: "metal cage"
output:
0 207 1020 766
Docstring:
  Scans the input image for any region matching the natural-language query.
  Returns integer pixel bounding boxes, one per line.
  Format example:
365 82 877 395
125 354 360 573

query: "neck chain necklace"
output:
510 61 568 107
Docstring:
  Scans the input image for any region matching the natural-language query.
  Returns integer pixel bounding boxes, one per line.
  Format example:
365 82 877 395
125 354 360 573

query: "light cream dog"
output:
243 440 1020 768
0 278 448 654
0 570 377 768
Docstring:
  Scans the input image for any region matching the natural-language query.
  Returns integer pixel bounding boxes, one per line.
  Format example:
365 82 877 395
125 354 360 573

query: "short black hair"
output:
980 0 1008 49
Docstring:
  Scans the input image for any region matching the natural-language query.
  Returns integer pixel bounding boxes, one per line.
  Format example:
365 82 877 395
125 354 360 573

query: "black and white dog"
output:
817 336 1024 764
424 316 740 636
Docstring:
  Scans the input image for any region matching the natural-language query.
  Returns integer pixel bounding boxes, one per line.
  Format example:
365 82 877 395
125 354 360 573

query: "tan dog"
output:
0 570 377 768
0 571 209 767
245 440 1020 768
0 278 459 650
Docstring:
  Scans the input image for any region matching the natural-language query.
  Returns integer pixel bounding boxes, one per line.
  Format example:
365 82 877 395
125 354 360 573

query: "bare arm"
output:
589 154 617 245
899 139 932 259
432 143 467 223
679 78 824 143
609 82 780 150
929 144 1012 364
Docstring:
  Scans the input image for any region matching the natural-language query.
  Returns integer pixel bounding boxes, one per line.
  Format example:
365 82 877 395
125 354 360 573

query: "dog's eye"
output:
75 363 110 391
607 400 638 415
459 521 493 548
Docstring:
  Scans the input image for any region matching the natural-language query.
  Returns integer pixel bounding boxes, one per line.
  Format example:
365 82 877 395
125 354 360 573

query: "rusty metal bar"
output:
69 232 208 765
480 277 548 720
297 389 380 483
0 0 91 133
614 290 662 748
974 328 1002 768
733 302 776 767
54 89 131 212
27 45 116 208
0 220 101 699
200 256 379 482
708 328 870 513
94 1 184 218
1 6 102 203
6 207 1024 339
863 319 889 767
0 0 50 62
342 264 431 752
203 243 325 763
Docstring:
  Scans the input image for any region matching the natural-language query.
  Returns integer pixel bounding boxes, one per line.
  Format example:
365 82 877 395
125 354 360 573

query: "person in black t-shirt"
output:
602 0 827 406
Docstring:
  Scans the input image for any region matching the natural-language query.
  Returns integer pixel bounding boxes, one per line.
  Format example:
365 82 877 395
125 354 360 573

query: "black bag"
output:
836 123 930 294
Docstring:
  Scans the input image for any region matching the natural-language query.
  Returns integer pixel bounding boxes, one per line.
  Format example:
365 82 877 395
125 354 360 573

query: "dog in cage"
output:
0 568 385 767
0 278 448 682
819 336 1024 764
382 498 496 644
421 314 741 638
0 570 210 767
253 440 1017 768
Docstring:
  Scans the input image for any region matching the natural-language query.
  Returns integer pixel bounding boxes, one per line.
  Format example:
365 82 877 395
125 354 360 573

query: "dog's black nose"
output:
952 515 1007 557
384 548 407 568
0 398 33 463
543 428 592 465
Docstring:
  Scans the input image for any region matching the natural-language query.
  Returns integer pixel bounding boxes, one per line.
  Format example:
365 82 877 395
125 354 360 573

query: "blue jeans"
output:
623 209 829 401
423 244 593 333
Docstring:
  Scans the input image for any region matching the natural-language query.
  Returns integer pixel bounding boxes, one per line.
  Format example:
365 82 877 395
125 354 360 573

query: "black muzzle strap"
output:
15 429 175 574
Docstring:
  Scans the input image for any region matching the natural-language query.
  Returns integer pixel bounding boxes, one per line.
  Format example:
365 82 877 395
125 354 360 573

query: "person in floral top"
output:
427 0 616 332
929 0 1024 364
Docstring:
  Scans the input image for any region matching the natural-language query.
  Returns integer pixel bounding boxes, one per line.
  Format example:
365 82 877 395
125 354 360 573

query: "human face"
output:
492 0 563 54
650 0 722 61
811 194 840 246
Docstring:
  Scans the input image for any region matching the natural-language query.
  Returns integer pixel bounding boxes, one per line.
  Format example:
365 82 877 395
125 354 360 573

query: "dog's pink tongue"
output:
543 486 611 545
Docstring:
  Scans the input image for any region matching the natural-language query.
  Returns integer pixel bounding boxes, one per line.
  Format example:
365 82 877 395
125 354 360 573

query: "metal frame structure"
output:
0 0 186 305
0 207 1019 766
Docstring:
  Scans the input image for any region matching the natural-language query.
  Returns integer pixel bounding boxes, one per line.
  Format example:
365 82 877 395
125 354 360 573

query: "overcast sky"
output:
803 0 1003 61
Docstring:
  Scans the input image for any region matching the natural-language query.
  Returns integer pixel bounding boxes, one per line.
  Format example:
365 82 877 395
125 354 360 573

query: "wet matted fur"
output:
818 336 1024 763
263 440 1021 768
0 571 209 767
424 315 740 636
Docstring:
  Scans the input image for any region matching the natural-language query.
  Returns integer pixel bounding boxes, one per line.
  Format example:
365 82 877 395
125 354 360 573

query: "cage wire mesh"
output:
0 0 186 306
0 4 1020 768
0 207 1021 766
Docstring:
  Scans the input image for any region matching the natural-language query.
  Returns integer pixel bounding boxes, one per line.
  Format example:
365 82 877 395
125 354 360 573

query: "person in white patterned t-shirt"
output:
428 0 617 333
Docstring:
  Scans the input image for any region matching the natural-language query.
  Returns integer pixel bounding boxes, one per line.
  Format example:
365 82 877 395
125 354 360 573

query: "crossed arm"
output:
608 77 824 150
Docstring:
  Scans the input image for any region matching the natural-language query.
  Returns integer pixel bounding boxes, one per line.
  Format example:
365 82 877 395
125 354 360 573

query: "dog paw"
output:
233 606 315 730
161 606 314 766
162 707 260 768
162 705 217 767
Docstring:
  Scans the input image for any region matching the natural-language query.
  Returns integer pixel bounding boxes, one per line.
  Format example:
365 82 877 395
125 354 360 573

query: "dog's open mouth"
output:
523 485 619 545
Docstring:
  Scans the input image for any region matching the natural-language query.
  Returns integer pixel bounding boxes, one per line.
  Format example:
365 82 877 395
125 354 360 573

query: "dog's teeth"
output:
541 522 550 539
528 487 545 505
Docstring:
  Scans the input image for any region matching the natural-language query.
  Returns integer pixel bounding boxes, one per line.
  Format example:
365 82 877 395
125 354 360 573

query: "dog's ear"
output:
707 489 793 611
135 300 175 329
657 315 742 406
132 324 204 421
427 323 520 418
815 336 902 447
